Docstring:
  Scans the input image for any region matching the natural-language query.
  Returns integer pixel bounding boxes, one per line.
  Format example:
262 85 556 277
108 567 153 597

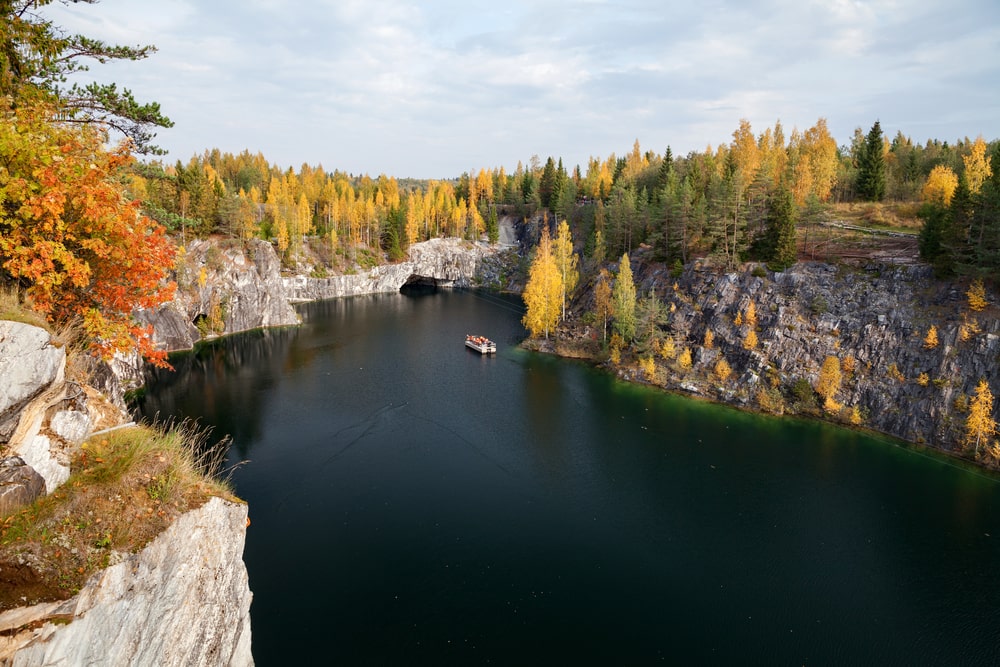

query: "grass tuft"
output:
0 422 239 610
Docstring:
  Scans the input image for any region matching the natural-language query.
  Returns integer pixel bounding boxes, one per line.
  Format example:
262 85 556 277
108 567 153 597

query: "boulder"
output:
0 457 45 517
0 323 65 445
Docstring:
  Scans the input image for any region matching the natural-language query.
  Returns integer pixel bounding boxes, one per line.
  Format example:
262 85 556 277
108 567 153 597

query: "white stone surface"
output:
0 322 64 425
49 410 91 445
2 497 254 667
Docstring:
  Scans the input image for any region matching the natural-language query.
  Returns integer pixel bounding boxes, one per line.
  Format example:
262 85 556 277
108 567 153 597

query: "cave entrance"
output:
400 274 439 295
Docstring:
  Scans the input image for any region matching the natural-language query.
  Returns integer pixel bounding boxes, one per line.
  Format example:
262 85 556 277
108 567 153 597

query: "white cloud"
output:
41 0 1000 176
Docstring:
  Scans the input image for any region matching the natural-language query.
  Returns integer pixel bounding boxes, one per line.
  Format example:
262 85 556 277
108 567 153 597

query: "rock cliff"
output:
0 322 254 666
136 238 299 352
0 497 253 667
561 256 999 459
284 237 495 300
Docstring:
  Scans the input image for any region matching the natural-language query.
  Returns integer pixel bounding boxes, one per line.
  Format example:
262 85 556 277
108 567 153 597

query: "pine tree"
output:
857 120 886 201
521 226 563 339
612 253 637 342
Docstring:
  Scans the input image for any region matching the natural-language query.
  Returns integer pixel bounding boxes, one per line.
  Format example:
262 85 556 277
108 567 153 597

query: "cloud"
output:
43 0 1000 177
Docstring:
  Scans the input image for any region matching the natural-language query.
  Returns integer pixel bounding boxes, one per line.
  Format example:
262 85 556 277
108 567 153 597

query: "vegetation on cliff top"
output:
0 423 236 611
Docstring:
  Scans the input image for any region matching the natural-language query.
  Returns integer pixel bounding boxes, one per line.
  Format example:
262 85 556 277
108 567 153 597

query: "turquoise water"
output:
136 289 1000 665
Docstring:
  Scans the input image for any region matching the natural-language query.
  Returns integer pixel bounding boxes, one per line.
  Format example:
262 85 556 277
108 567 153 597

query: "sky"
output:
46 0 1000 179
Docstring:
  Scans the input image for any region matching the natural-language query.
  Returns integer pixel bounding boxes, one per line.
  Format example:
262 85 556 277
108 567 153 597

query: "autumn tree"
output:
963 136 993 195
923 325 939 349
967 279 987 312
552 220 579 321
521 226 563 339
964 379 997 456
593 269 614 343
0 103 176 365
714 357 733 383
612 253 637 342
922 165 959 206
815 356 842 412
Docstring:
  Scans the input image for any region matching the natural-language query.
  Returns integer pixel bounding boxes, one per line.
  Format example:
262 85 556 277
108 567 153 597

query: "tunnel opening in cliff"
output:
400 274 441 292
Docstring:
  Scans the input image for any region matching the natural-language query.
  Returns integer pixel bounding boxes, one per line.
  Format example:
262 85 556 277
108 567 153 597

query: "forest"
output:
130 120 999 280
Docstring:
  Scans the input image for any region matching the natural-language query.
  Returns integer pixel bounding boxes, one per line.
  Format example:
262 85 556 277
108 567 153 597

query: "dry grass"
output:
828 202 922 232
0 287 49 331
0 423 238 610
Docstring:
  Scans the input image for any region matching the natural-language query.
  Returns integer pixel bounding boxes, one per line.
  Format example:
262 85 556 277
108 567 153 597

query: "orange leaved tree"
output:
0 103 176 366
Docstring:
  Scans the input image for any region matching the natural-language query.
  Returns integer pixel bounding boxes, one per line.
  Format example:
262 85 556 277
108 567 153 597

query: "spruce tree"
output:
856 121 886 201
759 186 797 271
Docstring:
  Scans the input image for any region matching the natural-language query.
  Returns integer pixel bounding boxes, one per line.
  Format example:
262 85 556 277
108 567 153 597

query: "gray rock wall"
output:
616 260 1000 453
137 238 299 352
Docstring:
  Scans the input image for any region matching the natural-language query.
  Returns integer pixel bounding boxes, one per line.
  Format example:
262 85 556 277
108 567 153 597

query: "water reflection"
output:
136 326 300 458
135 291 1000 666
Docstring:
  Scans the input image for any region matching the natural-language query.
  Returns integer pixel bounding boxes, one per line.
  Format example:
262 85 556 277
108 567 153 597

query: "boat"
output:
465 334 497 354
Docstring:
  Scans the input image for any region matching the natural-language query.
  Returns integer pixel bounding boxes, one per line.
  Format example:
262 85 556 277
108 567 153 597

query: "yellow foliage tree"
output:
745 299 757 328
967 279 987 312
921 165 958 206
553 220 579 321
963 135 993 195
660 336 676 360
815 356 842 404
964 379 997 455
743 328 758 350
703 329 714 349
714 357 732 383
521 226 563 339
923 325 939 349
639 356 656 379
678 347 692 370
594 269 613 343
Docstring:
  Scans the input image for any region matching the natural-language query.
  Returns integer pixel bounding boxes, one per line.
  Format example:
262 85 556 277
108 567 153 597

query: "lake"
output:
135 288 1000 665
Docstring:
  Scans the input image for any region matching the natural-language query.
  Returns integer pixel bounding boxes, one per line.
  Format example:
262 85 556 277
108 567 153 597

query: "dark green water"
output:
136 290 1000 666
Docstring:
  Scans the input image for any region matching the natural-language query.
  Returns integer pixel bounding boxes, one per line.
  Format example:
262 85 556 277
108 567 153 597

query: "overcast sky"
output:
46 0 1000 178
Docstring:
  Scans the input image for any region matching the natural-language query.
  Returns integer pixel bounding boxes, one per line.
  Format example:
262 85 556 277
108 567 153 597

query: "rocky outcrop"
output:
137 238 299 352
0 323 112 494
564 257 999 457
0 319 255 665
284 237 495 301
0 322 65 446
0 497 253 667
0 457 45 517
